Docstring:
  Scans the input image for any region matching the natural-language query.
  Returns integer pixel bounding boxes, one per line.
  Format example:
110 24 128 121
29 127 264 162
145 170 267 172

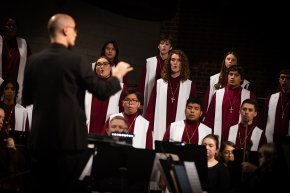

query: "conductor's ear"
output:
62 27 69 36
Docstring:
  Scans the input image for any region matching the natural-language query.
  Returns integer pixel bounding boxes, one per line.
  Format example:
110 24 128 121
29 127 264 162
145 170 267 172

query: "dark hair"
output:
220 140 236 152
93 56 112 78
241 99 258 112
279 69 290 76
219 140 236 163
122 88 143 104
258 143 277 167
0 16 18 34
0 79 19 103
100 40 119 65
225 65 245 83
215 51 239 89
158 34 175 48
94 56 111 68
186 97 202 109
0 79 19 93
202 134 220 150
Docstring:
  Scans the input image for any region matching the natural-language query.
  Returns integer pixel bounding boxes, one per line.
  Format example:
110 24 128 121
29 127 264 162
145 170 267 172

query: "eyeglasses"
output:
123 99 139 104
223 150 234 155
96 62 110 67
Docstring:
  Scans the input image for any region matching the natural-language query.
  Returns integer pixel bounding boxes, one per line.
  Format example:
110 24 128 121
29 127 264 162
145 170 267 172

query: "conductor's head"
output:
47 13 77 48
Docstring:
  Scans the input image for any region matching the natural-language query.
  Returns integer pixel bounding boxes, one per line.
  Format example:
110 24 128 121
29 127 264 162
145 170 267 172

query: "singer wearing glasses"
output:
103 88 153 149
85 56 124 134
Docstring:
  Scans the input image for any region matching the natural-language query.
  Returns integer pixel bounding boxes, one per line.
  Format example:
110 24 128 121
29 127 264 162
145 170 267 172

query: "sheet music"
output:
184 161 202 193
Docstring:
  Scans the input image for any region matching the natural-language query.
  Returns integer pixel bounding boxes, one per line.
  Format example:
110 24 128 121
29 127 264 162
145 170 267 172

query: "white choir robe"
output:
169 120 212 145
0 35 28 104
213 87 250 142
153 79 193 142
265 92 290 143
14 104 28 131
142 56 158 115
206 73 250 112
84 83 123 132
108 113 150 149
26 104 33 131
228 124 263 151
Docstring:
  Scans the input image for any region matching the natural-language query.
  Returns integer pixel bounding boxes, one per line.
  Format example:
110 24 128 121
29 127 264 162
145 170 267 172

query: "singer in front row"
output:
163 97 212 144
228 99 267 151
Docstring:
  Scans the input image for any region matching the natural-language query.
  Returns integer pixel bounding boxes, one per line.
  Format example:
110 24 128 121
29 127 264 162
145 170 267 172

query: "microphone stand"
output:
241 123 249 183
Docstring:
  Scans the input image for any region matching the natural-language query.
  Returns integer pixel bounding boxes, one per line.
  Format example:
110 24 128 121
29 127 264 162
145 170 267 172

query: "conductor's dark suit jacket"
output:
22 43 121 151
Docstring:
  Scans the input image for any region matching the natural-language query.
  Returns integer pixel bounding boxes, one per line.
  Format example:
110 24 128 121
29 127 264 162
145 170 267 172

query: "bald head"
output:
47 13 77 47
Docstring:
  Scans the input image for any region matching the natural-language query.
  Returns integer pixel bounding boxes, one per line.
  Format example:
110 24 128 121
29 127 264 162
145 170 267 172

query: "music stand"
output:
88 133 133 146
274 135 290 174
158 158 203 193
154 141 207 191
158 157 179 193
91 143 155 193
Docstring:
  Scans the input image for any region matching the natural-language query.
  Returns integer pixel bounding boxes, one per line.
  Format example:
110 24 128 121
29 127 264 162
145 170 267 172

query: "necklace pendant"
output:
282 112 284 119
229 106 234 113
171 97 175 103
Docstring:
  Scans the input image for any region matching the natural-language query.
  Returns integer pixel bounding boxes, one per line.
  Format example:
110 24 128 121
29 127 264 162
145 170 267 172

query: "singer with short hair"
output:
203 65 256 144
228 99 267 151
163 97 212 144
258 69 290 143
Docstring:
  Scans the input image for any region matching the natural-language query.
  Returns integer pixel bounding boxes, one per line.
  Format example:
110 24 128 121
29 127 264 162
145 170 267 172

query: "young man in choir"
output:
144 49 197 142
228 99 266 151
137 34 174 115
259 69 290 142
103 88 153 149
202 51 250 114
203 65 256 144
163 97 211 144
